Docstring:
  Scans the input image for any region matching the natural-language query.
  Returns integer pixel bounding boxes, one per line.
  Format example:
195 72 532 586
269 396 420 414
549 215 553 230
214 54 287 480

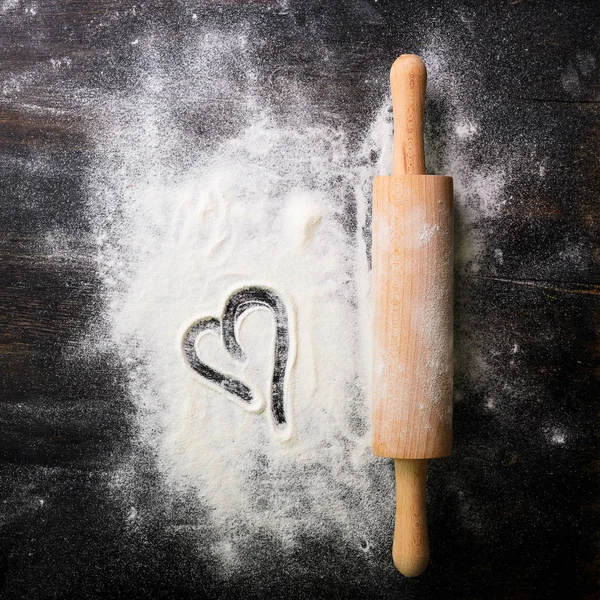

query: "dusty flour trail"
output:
83 30 514 573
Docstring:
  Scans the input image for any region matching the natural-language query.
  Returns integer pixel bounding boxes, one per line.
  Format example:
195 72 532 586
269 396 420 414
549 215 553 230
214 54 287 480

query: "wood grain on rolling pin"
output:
372 174 453 459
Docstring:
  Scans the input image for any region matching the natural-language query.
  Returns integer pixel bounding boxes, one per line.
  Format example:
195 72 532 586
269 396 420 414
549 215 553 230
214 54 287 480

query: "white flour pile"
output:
84 30 513 574
102 122 383 562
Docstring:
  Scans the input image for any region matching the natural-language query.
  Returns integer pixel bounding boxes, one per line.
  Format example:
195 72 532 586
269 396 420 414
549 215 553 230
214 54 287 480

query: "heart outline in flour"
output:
182 286 293 437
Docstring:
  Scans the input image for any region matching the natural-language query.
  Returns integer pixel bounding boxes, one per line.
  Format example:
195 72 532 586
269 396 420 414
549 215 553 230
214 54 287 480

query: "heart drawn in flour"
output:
182 286 293 438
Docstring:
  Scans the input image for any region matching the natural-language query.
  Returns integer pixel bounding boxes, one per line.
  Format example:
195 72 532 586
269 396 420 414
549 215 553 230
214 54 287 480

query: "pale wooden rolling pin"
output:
372 54 453 577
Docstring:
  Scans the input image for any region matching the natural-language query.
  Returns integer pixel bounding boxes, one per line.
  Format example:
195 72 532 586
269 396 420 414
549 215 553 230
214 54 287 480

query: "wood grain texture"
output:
372 174 453 458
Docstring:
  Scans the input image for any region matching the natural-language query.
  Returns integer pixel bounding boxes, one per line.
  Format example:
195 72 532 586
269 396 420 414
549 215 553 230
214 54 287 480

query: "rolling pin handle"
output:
390 54 427 177
392 458 430 577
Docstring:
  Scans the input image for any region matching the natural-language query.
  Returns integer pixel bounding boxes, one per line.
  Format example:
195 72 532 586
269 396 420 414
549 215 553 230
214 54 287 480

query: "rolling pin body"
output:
372 174 453 458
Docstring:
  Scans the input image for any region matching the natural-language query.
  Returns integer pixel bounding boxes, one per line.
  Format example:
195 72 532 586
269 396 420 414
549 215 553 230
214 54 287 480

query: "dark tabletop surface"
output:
1 1 598 598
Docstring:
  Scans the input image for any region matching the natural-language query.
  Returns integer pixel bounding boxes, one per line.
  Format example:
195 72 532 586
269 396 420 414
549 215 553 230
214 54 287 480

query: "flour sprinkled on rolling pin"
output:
372 55 453 576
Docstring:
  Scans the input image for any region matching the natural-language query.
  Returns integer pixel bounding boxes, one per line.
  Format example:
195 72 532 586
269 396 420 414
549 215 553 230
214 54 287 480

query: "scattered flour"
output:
548 428 568 446
1 0 19 12
422 45 509 214
85 31 399 574
80 29 524 575
93 123 382 550
454 121 479 139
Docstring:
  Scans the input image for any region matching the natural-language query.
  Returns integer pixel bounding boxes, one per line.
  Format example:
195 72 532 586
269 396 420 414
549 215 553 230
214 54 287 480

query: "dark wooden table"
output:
1 1 598 598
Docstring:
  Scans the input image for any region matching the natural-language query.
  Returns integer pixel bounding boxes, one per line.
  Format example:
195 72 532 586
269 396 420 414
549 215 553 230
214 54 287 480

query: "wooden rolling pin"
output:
372 54 453 577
